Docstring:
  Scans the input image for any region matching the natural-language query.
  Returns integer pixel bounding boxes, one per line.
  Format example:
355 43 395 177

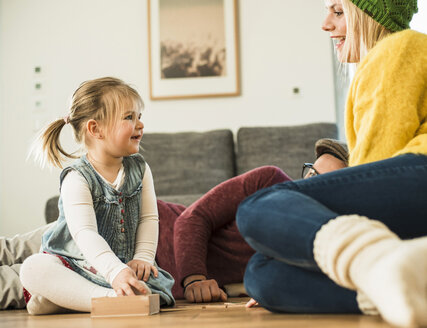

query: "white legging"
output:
20 253 115 313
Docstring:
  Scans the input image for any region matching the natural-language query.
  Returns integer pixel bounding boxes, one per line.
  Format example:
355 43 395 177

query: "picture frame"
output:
148 0 240 100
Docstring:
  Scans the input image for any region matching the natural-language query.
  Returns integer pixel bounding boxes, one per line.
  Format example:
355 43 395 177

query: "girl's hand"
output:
127 259 158 282
245 298 259 308
112 267 147 296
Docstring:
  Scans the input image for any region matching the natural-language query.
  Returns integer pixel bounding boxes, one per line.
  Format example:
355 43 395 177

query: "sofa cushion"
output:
236 123 338 179
141 129 235 197
157 194 203 207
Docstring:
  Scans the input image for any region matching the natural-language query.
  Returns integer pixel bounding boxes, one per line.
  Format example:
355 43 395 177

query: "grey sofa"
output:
45 123 337 223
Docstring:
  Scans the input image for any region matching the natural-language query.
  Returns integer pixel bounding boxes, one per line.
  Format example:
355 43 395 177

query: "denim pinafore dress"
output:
41 153 175 306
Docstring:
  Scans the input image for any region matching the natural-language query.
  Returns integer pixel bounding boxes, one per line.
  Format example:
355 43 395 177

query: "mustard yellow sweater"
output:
346 30 427 167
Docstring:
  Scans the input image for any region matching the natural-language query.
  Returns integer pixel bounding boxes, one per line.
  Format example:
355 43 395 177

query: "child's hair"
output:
30 77 144 168
341 0 392 63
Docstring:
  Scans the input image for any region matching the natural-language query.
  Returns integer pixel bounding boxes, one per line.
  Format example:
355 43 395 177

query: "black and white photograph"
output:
148 0 240 99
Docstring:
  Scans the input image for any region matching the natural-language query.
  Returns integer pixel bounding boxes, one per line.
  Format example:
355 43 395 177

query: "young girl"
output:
237 0 427 327
20 77 175 314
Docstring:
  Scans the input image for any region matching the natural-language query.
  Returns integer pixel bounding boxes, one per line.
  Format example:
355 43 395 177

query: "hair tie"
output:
63 115 70 124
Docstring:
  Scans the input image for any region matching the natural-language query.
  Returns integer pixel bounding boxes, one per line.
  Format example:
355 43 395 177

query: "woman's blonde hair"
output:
341 0 393 63
30 77 143 168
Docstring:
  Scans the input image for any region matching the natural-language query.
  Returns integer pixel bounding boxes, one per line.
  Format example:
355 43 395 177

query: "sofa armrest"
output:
45 196 59 224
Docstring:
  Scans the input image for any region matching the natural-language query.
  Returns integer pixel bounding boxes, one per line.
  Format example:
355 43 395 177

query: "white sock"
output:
26 294 70 315
20 253 116 314
314 215 427 327
351 236 427 327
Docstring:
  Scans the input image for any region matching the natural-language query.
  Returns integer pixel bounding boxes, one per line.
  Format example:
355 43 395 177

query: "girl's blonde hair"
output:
31 77 143 168
341 0 393 63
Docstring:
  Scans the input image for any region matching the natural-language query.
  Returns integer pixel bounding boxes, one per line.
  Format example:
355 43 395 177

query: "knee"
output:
20 254 58 290
243 254 265 299
236 198 256 239
236 182 278 237
20 254 43 289
244 253 283 312
244 254 300 314
236 186 270 238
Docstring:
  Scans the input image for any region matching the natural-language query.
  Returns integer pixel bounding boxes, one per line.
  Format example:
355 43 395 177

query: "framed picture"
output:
148 0 240 100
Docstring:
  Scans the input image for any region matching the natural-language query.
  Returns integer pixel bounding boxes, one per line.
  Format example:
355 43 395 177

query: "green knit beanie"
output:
349 0 418 32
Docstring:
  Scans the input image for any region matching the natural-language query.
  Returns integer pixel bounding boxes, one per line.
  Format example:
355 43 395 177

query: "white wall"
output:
411 1 427 34
0 0 335 237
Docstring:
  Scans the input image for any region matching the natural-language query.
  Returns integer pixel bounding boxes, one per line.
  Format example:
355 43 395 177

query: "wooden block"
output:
91 294 160 318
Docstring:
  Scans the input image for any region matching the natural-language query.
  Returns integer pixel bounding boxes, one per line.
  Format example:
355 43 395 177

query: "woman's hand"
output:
183 275 227 303
111 267 148 296
245 298 259 308
127 259 158 282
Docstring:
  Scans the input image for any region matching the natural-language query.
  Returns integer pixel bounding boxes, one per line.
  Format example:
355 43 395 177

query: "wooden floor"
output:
0 298 393 328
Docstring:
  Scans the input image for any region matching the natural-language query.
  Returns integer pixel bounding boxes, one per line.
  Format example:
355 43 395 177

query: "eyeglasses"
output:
302 163 320 179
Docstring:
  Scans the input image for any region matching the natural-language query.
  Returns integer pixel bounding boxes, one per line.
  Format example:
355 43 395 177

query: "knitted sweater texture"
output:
346 30 427 166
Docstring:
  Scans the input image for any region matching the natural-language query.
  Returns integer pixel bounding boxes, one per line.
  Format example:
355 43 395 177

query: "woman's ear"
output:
86 119 104 139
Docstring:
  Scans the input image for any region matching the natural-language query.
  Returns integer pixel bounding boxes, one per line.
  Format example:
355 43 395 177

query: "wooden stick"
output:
91 294 160 318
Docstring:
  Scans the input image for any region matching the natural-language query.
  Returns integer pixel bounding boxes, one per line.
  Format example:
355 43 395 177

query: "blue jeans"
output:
236 154 427 313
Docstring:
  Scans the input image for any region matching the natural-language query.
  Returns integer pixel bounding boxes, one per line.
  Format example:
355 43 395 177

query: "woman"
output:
236 1 427 327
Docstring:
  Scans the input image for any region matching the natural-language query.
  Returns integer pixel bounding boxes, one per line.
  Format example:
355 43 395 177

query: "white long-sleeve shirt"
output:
60 164 158 285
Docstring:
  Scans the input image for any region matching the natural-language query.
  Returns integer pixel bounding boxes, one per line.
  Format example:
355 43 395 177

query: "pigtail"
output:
28 117 78 168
